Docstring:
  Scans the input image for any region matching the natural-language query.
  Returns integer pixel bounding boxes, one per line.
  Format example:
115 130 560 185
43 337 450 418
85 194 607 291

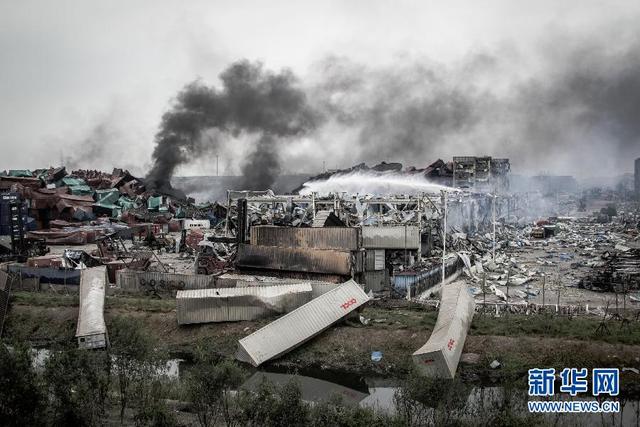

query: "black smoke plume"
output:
145 60 318 194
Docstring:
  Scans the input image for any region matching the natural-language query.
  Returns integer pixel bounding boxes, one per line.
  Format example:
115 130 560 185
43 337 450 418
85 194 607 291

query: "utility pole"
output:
492 193 496 261
442 190 447 285
542 274 546 310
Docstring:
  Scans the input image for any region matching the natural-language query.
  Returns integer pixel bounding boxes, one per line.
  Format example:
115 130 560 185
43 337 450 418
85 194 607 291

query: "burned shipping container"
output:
236 244 360 276
250 226 360 250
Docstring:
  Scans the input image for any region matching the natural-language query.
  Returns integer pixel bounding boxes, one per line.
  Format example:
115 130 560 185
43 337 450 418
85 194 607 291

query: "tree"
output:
108 316 165 424
185 348 245 427
43 348 111 426
309 394 392 427
133 378 178 427
393 370 470 426
236 378 309 427
0 344 46 426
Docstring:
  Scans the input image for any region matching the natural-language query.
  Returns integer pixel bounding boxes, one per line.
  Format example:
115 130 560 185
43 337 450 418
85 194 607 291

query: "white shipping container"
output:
411 281 475 378
236 280 370 367
76 267 108 349
176 284 313 324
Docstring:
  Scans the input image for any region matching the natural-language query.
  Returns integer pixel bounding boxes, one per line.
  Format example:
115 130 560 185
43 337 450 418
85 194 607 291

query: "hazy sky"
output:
1 0 639 177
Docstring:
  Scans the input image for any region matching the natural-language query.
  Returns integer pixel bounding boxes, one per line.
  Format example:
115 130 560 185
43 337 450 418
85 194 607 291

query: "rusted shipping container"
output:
236 279 370 367
236 244 353 275
250 226 361 250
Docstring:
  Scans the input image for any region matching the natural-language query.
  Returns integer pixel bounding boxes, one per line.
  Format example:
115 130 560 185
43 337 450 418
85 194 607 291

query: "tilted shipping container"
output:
236 280 370 366
411 281 475 378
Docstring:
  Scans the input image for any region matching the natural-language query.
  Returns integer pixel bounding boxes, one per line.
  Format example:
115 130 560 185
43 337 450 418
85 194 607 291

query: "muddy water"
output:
29 349 640 425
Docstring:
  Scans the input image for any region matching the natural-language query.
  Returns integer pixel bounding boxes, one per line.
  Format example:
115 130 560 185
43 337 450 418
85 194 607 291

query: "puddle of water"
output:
25 348 640 424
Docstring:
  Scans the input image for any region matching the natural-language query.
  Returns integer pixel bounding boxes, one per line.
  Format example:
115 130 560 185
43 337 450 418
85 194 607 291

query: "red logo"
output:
423 359 435 364
447 339 455 351
340 298 357 310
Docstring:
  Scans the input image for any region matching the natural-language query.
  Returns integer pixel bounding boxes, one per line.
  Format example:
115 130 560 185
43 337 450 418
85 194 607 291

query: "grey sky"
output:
1 0 639 177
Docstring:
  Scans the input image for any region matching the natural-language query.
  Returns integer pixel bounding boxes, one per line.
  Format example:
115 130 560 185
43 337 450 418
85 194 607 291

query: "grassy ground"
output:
4 292 640 392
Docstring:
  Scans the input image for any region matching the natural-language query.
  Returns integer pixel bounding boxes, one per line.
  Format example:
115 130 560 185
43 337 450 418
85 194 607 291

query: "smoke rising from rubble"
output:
149 32 640 198
145 60 318 193
304 37 640 176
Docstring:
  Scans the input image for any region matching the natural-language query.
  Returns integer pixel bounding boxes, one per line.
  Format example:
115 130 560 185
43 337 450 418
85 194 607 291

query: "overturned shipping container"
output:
412 281 475 378
176 284 313 324
236 279 370 367
250 226 360 250
76 267 108 349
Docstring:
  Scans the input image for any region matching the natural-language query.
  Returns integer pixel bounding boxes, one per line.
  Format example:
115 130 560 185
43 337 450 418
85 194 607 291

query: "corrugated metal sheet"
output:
116 269 215 293
363 270 387 292
250 226 360 250
176 284 312 324
365 249 385 271
216 273 340 299
362 226 420 249
412 281 475 378
236 280 337 300
76 267 107 349
236 244 353 275
236 279 370 366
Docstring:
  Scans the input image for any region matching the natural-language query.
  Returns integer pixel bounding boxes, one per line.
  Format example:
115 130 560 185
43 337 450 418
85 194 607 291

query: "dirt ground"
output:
5 294 640 393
